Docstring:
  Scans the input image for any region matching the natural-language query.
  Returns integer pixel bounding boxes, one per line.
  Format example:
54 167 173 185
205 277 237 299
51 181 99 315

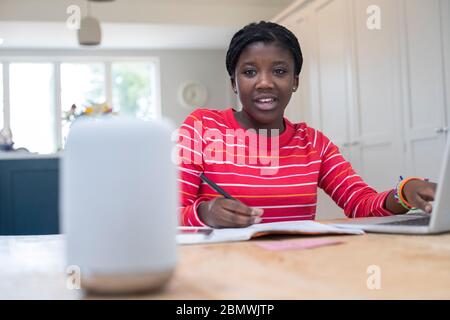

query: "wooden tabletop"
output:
1 232 450 299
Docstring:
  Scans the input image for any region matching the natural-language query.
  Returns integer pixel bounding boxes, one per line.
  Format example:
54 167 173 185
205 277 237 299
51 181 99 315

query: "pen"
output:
199 173 237 201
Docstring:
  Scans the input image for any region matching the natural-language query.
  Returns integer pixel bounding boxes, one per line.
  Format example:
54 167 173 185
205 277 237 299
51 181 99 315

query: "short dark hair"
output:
225 21 303 78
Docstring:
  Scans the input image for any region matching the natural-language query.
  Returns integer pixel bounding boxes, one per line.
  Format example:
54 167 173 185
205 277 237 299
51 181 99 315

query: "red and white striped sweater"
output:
177 108 393 226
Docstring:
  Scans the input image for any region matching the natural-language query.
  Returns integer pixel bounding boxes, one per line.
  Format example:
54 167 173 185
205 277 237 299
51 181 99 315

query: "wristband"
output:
394 176 425 210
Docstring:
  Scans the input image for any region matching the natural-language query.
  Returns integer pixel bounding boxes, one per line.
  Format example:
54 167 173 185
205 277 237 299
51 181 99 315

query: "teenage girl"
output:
177 21 436 228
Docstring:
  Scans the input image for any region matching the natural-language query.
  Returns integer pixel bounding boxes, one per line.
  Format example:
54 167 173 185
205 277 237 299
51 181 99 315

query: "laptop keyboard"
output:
380 217 430 226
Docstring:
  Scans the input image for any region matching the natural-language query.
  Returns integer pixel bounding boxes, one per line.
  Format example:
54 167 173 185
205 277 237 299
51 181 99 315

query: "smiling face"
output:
231 41 299 131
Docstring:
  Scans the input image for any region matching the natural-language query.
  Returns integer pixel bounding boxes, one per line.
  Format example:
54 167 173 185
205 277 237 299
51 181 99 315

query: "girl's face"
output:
231 41 299 130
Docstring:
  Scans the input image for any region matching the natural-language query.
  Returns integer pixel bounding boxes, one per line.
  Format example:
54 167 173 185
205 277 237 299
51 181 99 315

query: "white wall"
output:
158 50 236 125
0 49 236 126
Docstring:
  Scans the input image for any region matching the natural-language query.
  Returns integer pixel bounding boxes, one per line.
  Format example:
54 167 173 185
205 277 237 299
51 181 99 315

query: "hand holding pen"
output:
197 173 264 229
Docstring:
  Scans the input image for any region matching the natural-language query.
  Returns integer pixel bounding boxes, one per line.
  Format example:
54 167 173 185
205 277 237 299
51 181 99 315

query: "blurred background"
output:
0 0 449 230
0 0 295 152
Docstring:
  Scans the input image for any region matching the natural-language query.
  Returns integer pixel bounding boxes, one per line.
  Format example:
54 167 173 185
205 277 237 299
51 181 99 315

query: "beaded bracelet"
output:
394 176 426 210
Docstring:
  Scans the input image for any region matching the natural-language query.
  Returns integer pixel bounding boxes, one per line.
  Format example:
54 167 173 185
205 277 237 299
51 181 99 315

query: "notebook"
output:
176 221 364 245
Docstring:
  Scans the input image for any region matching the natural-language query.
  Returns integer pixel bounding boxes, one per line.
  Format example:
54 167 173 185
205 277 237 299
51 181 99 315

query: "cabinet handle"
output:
436 127 445 134
342 141 359 147
443 127 449 133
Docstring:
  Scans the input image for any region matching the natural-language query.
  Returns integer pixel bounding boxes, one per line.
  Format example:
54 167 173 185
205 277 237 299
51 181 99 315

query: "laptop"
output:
333 138 450 235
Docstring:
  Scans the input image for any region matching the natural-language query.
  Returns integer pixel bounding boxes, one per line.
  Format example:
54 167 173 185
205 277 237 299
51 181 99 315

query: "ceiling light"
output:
0 38 4 45
76 0 115 46
78 16 102 46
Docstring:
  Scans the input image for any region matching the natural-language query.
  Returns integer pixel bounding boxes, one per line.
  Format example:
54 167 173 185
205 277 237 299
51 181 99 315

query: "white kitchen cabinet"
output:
399 0 450 182
349 0 404 190
275 0 450 219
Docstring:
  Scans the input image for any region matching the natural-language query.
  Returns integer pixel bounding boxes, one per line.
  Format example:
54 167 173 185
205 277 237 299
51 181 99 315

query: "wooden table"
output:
1 232 450 299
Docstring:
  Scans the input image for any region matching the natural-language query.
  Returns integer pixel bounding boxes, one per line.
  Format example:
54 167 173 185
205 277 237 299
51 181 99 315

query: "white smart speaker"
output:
61 116 178 295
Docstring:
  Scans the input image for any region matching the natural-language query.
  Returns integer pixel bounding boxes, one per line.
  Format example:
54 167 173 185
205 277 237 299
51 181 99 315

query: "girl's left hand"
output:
402 180 437 213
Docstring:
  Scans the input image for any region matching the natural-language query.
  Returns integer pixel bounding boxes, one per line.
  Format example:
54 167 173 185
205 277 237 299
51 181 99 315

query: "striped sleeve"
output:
313 129 394 218
177 109 209 226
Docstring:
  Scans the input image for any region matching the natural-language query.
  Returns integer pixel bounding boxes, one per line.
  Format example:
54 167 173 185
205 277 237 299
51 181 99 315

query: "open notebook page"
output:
177 221 364 245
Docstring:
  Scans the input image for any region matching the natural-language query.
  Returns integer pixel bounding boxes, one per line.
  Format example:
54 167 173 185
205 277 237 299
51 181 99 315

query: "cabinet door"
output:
443 0 450 139
311 0 355 219
312 0 353 159
0 159 59 235
350 0 404 190
283 12 314 125
401 0 449 181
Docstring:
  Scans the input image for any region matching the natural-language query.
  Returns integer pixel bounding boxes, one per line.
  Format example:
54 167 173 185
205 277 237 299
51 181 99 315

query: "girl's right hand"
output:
198 197 264 228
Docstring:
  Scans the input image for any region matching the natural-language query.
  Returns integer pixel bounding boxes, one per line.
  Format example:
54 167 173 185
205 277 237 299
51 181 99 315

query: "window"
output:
112 62 156 119
9 63 56 153
60 63 106 146
61 63 106 111
0 58 159 154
